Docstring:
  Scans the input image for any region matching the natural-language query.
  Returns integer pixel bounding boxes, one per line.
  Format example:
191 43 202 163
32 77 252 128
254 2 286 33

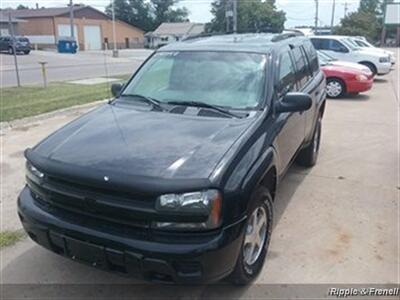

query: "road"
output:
0 49 153 87
0 50 399 299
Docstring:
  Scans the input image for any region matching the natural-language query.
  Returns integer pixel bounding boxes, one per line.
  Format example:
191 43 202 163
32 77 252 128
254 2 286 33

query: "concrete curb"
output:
0 99 109 132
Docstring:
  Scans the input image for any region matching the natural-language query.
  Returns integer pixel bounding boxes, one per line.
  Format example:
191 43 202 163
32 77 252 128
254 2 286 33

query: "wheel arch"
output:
326 76 347 94
358 61 377 74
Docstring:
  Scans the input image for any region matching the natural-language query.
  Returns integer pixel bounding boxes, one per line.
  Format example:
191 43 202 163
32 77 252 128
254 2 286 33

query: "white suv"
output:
310 35 392 76
349 37 396 65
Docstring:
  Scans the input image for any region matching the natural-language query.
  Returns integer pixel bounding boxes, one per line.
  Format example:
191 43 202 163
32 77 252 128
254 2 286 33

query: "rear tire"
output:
359 62 377 76
326 78 345 98
296 115 322 168
229 187 273 285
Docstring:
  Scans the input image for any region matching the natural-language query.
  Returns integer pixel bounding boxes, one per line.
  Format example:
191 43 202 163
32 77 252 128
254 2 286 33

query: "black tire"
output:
359 62 377 76
326 78 345 98
24 50 30 55
229 187 273 285
296 114 322 168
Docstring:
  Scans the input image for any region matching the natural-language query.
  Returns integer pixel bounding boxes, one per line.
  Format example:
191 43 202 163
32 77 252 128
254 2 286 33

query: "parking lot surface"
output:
0 49 152 87
0 50 399 296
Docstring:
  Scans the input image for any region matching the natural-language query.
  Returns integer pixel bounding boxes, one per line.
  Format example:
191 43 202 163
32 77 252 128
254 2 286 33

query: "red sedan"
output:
319 54 374 98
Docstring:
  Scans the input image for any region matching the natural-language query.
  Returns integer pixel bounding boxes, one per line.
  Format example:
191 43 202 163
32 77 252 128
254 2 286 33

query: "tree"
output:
206 0 286 34
151 0 189 28
17 4 29 10
106 0 189 32
333 0 395 42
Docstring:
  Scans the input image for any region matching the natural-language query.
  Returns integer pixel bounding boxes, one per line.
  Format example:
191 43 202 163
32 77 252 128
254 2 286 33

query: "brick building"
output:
7 5 144 50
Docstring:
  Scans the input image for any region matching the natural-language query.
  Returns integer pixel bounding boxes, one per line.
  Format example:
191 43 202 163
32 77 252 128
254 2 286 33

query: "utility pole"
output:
8 12 21 87
314 0 319 35
342 2 348 18
69 0 74 39
225 0 233 33
232 0 237 33
330 0 336 33
111 0 119 57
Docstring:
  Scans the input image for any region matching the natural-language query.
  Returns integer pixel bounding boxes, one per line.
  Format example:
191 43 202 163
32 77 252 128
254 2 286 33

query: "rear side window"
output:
277 51 296 95
311 38 348 52
291 47 310 89
303 40 319 75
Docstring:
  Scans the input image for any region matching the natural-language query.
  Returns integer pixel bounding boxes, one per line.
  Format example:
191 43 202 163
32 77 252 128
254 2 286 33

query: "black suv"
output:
18 34 326 284
0 36 31 55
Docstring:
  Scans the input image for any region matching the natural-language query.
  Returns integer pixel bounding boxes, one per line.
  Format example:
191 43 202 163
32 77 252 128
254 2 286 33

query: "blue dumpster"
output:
57 39 78 54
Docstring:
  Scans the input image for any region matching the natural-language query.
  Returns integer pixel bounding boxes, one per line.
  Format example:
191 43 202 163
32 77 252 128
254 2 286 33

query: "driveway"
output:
0 51 399 298
0 49 153 87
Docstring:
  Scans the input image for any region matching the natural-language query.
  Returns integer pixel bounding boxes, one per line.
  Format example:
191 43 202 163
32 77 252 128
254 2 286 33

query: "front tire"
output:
359 62 377 76
230 187 273 285
296 115 322 167
326 78 345 98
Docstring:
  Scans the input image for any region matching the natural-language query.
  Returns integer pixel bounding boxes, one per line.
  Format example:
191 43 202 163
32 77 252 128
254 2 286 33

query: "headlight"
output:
26 161 44 179
154 190 222 231
379 56 390 63
356 74 368 81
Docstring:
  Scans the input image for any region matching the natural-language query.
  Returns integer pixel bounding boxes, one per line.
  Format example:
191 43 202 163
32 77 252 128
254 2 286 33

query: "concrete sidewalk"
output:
0 53 399 291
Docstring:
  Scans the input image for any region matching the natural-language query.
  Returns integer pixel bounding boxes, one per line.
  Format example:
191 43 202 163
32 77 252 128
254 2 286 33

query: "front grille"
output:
27 175 157 239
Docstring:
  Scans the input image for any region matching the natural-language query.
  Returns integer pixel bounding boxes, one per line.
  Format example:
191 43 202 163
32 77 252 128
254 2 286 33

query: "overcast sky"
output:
1 0 361 28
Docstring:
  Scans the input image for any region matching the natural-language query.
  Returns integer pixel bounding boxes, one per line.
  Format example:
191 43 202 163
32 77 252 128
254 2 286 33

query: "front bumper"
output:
18 186 245 283
347 79 373 93
376 62 392 75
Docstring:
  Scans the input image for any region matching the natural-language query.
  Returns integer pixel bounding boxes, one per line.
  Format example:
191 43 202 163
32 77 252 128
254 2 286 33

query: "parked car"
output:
310 35 392 76
317 51 373 77
0 36 31 55
318 52 373 98
18 34 326 284
349 37 396 65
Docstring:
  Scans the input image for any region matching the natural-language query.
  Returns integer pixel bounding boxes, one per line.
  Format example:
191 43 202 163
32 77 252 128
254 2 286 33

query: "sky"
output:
1 0 361 28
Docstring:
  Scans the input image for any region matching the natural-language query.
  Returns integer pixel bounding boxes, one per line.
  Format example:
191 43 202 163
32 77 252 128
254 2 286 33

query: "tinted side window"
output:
291 47 309 89
278 51 296 95
310 38 322 50
303 40 319 75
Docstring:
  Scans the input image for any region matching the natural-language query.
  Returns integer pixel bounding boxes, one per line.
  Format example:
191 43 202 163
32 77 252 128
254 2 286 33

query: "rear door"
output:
274 47 306 172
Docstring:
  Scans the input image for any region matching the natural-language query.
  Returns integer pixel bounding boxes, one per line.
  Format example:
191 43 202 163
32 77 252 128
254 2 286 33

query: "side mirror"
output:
111 83 124 97
276 92 312 114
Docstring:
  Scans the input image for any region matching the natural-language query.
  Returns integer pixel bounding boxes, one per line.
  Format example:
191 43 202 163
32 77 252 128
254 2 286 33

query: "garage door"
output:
84 26 101 50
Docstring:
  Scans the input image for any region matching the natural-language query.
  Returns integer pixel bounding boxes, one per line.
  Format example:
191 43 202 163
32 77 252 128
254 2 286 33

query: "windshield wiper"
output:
120 94 165 111
167 100 243 119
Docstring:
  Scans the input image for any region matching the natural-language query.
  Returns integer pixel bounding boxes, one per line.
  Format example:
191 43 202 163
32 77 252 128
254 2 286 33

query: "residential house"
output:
6 5 144 50
145 22 205 48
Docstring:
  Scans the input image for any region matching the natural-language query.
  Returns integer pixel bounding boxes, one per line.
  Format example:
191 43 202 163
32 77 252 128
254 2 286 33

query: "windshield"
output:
122 51 267 109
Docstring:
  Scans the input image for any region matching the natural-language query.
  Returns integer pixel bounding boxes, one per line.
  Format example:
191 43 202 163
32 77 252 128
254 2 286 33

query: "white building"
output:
145 22 205 49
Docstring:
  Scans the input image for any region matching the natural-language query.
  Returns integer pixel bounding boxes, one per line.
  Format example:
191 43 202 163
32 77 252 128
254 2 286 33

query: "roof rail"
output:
271 32 302 42
182 32 225 41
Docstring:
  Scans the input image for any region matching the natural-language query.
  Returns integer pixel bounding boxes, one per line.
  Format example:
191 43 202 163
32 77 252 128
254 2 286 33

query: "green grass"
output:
0 75 130 122
0 230 26 249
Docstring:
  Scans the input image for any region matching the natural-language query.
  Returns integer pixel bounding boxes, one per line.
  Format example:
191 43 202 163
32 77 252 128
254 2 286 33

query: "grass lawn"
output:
0 75 130 122
0 230 26 249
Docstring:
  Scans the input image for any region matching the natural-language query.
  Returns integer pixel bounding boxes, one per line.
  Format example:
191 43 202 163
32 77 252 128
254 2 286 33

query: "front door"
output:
274 48 306 172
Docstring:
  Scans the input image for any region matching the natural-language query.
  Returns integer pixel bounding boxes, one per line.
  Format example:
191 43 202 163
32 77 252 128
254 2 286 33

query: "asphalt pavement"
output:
0 49 399 299
0 49 153 87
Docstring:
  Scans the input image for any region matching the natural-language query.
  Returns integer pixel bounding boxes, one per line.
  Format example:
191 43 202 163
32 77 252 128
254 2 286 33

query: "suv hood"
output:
32 104 254 180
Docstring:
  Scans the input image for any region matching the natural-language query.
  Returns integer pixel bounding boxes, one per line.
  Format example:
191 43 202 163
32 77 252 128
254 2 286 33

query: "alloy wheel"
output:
243 206 268 266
